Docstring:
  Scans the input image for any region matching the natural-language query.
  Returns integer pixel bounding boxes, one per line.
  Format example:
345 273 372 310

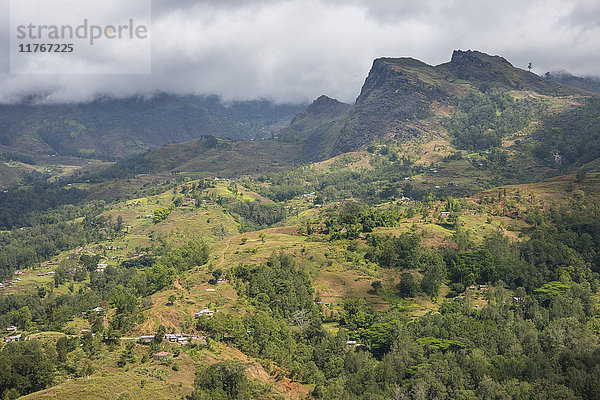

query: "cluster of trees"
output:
0 340 55 399
446 89 546 150
321 202 404 239
0 239 211 397
231 251 314 319
196 244 600 400
250 154 421 206
0 181 92 229
191 361 270 400
226 200 289 231
0 214 122 280
531 97 600 169
193 200 600 399
152 203 176 223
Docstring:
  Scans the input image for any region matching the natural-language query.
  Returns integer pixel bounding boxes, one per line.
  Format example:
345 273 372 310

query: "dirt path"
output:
215 237 233 269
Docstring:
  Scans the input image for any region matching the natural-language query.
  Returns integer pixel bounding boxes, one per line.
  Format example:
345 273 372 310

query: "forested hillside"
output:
2 50 600 400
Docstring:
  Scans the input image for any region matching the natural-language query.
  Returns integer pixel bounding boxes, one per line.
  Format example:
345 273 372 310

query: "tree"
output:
16 306 32 331
80 254 101 272
116 215 124 232
398 272 419 298
154 325 165 343
420 253 445 300
168 294 176 305
37 285 47 299
191 361 255 400
56 336 69 363
370 280 383 295
212 269 223 281
91 316 104 333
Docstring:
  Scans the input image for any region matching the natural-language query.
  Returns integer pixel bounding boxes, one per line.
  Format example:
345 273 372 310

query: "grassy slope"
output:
21 339 307 400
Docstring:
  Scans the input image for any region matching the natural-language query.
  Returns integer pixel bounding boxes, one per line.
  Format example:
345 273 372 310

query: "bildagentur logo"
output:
10 0 152 75
15 19 149 45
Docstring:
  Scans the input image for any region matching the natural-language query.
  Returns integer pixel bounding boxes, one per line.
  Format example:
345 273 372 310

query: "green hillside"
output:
2 50 600 400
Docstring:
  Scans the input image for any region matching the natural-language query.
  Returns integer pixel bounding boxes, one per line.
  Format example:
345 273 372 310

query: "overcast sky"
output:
0 0 599 104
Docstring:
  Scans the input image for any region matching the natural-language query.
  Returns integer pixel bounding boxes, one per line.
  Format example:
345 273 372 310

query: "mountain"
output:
0 94 305 160
545 70 600 93
278 95 352 161
283 50 595 162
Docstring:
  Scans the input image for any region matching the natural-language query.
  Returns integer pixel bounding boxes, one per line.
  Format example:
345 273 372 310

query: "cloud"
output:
0 0 599 104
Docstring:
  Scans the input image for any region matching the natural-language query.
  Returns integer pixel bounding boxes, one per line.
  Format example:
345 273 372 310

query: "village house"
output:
139 335 155 343
195 308 214 317
177 336 189 344
153 351 172 361
4 334 24 342
96 263 108 272
165 333 178 342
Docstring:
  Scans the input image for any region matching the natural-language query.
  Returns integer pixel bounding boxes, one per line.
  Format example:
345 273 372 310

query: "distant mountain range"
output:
1 49 600 190
545 71 600 93
0 94 305 160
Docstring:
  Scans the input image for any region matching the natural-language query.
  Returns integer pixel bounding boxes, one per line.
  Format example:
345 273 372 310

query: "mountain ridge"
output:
281 49 597 161
0 94 306 161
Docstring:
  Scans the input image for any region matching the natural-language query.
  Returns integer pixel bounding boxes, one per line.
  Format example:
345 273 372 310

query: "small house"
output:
5 334 22 342
153 351 172 361
346 340 362 347
440 211 450 217
6 326 17 332
139 335 155 343
165 334 178 342
96 263 108 273
195 308 214 317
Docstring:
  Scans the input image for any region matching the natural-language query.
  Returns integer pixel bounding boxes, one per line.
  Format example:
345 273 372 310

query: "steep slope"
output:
285 50 596 162
278 95 352 161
